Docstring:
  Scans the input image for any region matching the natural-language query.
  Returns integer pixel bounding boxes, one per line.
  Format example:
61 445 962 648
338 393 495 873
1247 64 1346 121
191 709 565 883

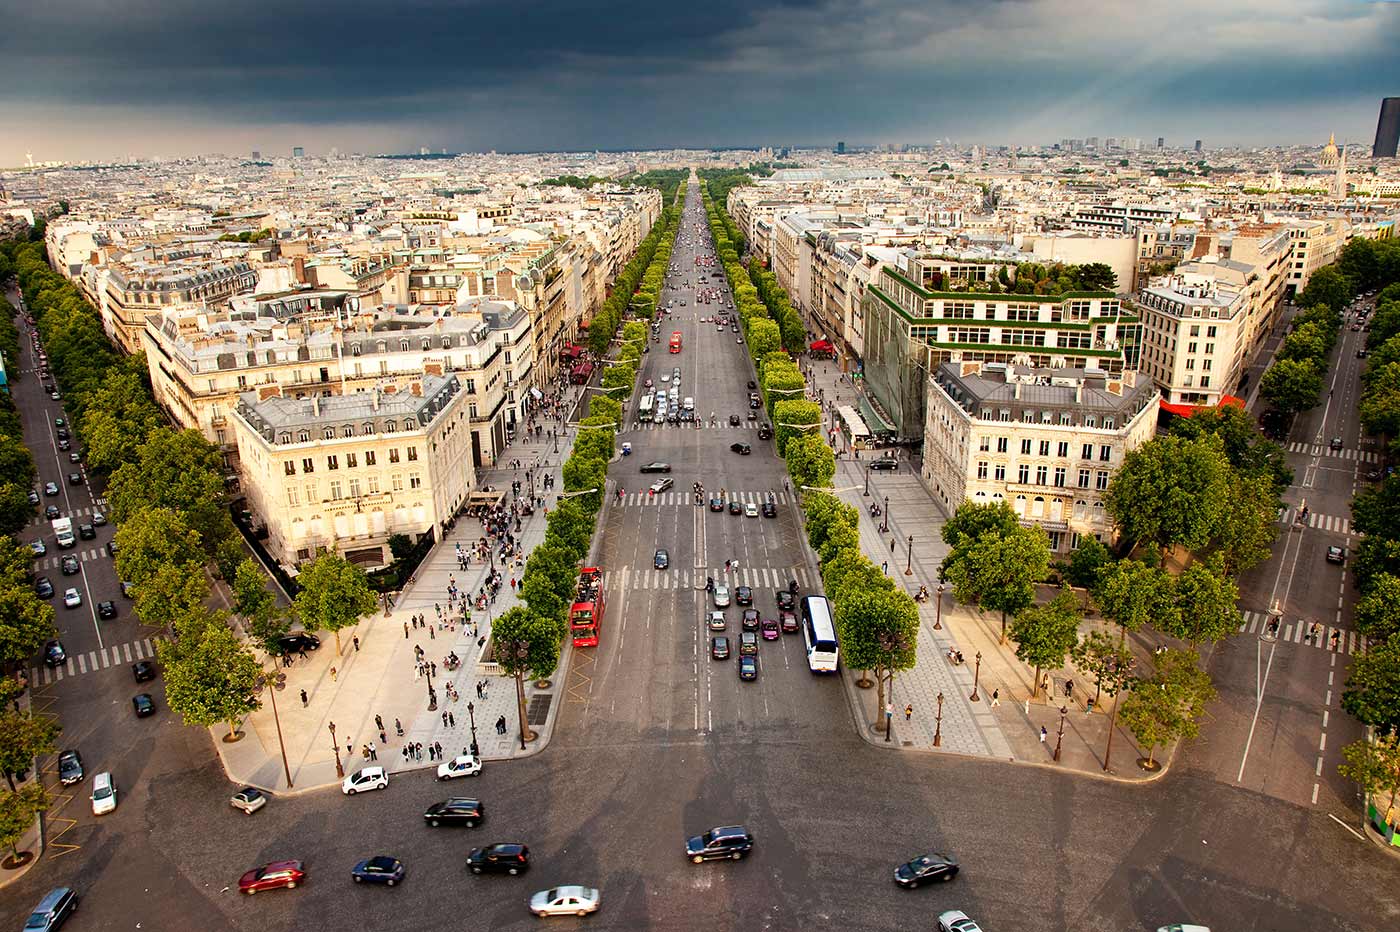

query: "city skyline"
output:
1 0 1398 164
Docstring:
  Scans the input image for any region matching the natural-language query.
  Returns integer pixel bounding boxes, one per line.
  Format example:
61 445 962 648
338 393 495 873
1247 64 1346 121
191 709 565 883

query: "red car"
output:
779 611 798 634
239 859 306 894
761 619 780 641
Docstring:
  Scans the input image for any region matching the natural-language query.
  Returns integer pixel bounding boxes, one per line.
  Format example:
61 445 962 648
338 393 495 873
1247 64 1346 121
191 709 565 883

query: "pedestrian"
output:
415 741 423 761
882 561 888 575
353 635 361 652
430 625 435 640
404 621 410 639
1331 630 1341 651
991 689 1000 707
347 739 353 756
442 711 449 727
395 717 404 736
890 537 896 552
368 741 377 761
476 681 483 699
361 744 369 760
434 740 443 759
1039 726 1048 744
379 728 387 744
1065 680 1074 699
329 666 337 682
375 713 384 731
448 712 456 727
904 703 912 721
431 662 438 678
299 688 308 707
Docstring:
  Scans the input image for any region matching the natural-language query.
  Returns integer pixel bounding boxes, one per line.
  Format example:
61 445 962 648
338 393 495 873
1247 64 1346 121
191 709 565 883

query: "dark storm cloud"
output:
1 0 1398 152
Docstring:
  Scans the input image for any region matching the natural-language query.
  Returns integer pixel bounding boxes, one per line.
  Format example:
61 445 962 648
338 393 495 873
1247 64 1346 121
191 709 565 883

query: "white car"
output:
660 373 670 383
342 766 388 795
530 885 601 917
713 585 731 608
744 503 759 518
230 786 269 814
91 772 117 816
63 588 82 608
435 754 483 780
1156 926 1211 932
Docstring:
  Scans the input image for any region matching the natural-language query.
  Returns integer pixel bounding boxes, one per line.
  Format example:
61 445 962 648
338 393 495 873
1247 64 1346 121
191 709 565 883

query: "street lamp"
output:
934 582 946 630
863 465 871 497
252 666 293 788
905 534 914 576
969 651 983 701
881 495 889 533
328 721 344 779
426 660 437 712
933 692 944 747
1054 705 1068 762
466 700 480 758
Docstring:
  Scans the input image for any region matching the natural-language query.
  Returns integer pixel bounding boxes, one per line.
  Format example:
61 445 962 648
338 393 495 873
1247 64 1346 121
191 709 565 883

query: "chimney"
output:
312 394 320 417
293 256 307 284
1013 381 1022 400
257 384 283 401
410 381 423 397
371 389 380 411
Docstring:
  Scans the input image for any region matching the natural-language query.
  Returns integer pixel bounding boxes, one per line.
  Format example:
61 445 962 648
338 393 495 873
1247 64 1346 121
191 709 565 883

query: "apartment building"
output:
142 294 531 472
861 255 1140 437
1136 266 1251 407
1283 217 1348 296
1071 203 1178 234
232 374 474 569
923 361 1158 552
83 257 258 353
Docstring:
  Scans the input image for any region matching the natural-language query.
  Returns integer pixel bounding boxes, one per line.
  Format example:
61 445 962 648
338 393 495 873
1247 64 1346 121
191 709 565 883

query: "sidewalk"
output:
215 423 580 794
798 356 1162 780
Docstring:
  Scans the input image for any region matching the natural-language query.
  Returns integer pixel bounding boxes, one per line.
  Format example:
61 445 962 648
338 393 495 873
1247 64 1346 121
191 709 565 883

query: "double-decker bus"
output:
570 567 605 647
799 596 839 672
638 395 655 423
669 331 683 354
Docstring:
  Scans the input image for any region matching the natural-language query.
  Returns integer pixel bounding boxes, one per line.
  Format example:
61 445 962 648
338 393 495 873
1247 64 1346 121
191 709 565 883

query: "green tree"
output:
945 524 1050 643
1356 574 1400 644
132 564 210 631
0 438 36 537
1070 629 1135 712
1009 587 1082 698
158 620 262 739
1074 262 1118 291
784 433 835 491
1063 536 1111 592
600 362 636 398
520 545 578 626
941 500 1023 559
114 507 205 588
1170 404 1292 495
1211 472 1280 575
587 394 621 425
1342 639 1400 731
1260 358 1324 414
1094 559 1177 637
747 318 782 360
1167 557 1240 644
1105 435 1231 560
1339 733 1400 828
544 500 593 562
0 710 60 791
0 584 57 668
1118 648 1216 768
772 398 823 457
561 453 606 514
490 606 563 743
293 551 377 654
0 784 48 864
1359 363 1400 440
1298 265 1352 313
1355 536 1400 595
834 587 919 723
79 369 164 474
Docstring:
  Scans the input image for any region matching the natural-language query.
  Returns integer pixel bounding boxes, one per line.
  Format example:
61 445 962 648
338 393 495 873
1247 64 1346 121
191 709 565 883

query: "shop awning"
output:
1159 395 1245 418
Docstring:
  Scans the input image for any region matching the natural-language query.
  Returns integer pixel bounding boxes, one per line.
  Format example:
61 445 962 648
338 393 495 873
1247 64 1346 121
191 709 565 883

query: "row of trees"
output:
585 197 682 356
0 298 37 538
1259 290 1341 416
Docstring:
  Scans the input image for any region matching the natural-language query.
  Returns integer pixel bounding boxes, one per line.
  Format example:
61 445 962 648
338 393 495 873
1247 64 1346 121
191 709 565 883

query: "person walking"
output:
442 711 449 727
375 714 384 732
329 666 338 682
299 688 308 707
1039 726 1048 744
990 689 1001 708
448 712 456 727
434 741 443 759
904 703 912 721
395 717 403 737
379 728 387 745
1330 630 1342 651
404 621 410 639
353 636 361 652
367 741 377 761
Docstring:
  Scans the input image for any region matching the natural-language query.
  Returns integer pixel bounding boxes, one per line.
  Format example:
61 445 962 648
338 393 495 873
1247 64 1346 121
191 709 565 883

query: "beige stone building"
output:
232 373 475 569
84 257 257 353
923 361 1158 553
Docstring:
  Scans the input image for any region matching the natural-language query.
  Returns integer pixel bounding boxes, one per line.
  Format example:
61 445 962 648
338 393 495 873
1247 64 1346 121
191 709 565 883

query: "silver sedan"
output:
529 885 600 917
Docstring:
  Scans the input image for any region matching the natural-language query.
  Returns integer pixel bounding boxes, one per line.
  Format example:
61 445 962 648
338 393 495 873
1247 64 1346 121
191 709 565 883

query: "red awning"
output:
1159 395 1245 418
810 340 833 352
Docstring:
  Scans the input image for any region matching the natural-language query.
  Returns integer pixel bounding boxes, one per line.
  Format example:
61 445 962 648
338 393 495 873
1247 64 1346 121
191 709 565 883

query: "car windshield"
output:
94 785 112 799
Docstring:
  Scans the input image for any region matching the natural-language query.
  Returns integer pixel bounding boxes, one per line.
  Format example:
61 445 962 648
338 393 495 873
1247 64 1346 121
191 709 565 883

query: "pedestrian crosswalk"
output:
1237 610 1361 654
612 565 817 593
1276 508 1351 535
620 489 792 508
626 420 762 432
29 638 157 686
33 546 110 573
1286 441 1380 463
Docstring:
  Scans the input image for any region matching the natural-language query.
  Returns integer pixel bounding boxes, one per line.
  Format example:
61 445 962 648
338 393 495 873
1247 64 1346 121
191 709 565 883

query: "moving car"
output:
1329 437 1343 451
741 609 759 631
90 772 117 816
762 501 777 518
713 586 731 608
67 473 83 485
467 843 530 875
45 505 61 520
728 500 742 515
707 611 726 631
649 477 674 494
343 766 389 794
231 787 269 815
91 511 107 526
711 636 730 660
436 755 484 780
780 611 798 634
78 523 95 540
709 497 724 512
63 588 82 608
26 489 39 506
44 640 67 667
735 586 753 606
761 619 780 640
728 414 741 426
43 482 59 496
894 853 959 887
937 910 985 932
685 825 753 863
776 590 797 612
423 797 485 827
351 856 405 886
639 462 671 473
529 885 601 918
739 632 758 655
654 549 669 570
132 661 157 683
30 539 46 557
22 887 79 932
57 750 84 786
1326 545 1346 565
239 860 306 894
97 600 117 620
869 457 900 471
60 555 79 575
132 694 156 717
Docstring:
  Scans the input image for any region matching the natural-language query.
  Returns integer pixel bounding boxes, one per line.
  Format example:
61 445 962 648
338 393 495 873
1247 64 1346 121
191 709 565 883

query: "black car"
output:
57 749 84 786
277 633 322 654
749 396 762 409
61 555 80 576
894 853 959 887
686 825 753 863
741 609 759 631
729 442 751 455
640 462 672 474
351 856 406 886
97 601 117 620
762 501 777 518
728 500 742 515
711 636 730 660
654 549 669 570
68 473 83 485
735 586 753 606
44 640 67 667
747 380 757 389
35 577 54 599
466 843 530 875
757 424 773 440
132 661 157 683
45 505 61 520
424 797 485 828
78 523 95 540
728 414 741 426
55 428 69 441
709 497 724 512
132 693 156 717
105 540 118 557
776 590 796 612
869 457 899 471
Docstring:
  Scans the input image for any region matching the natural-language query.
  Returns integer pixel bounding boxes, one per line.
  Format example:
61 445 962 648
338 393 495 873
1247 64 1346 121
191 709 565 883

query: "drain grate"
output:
527 694 553 727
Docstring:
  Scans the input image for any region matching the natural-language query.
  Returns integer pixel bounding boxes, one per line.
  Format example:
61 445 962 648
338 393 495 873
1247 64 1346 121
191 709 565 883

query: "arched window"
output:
403 419 415 432
342 426 354 437
297 430 310 443
279 432 291 444
385 421 397 433
362 423 374 435
1031 495 1045 519
323 428 334 440
1013 494 1027 515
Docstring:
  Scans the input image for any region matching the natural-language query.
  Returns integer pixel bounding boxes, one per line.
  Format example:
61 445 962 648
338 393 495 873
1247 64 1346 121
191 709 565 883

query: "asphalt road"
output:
4 189 1397 932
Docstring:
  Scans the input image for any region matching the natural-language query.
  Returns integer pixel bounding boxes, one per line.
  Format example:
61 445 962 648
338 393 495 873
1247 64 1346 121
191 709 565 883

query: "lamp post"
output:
933 692 944 748
969 651 983 702
1054 705 1068 762
512 639 535 750
553 429 559 454
863 465 871 497
426 660 437 712
905 534 914 576
253 666 293 788
934 582 945 630
466 700 480 758
881 495 889 533
328 721 344 779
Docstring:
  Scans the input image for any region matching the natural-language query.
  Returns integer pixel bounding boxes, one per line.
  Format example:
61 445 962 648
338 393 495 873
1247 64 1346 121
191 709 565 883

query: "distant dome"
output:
1320 133 1339 167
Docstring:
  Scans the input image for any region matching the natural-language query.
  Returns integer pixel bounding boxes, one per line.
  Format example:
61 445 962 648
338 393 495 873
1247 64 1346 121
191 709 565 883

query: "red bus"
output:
669 331 683 354
570 567 605 647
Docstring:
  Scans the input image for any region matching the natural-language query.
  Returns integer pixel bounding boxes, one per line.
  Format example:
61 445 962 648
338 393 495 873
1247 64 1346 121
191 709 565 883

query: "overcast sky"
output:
1 0 1397 163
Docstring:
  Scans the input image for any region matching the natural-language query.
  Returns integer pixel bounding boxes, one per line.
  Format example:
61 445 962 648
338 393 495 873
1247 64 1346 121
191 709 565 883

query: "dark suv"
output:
277 633 322 654
424 797 485 828
467 843 530 875
686 825 754 863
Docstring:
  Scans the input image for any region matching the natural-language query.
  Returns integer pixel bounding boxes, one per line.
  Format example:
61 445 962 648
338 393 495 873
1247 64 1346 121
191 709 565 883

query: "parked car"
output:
132 693 156 717
90 772 117 816
35 577 54 599
342 766 389 795
57 750 84 786
239 860 306 894
937 910 986 932
132 660 157 683
436 755 484 781
711 636 730 660
22 887 79 932
423 797 485 828
351 856 405 886
685 825 753 863
277 632 322 654
1326 545 1346 565
97 600 117 620
729 442 751 455
63 588 82 608
230 787 269 815
894 852 959 887
869 457 900 471
44 640 67 667
466 843 530 875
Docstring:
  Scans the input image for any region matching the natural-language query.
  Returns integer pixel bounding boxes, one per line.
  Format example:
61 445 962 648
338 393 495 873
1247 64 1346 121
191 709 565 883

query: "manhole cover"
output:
527 694 553 727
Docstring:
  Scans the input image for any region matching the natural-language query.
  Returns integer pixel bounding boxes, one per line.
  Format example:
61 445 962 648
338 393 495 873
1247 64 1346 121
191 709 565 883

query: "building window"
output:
1057 442 1069 457
1017 464 1030 483
348 478 361 497
1099 445 1112 462
298 430 310 443
301 458 314 473
343 426 354 438
409 473 422 489
284 461 296 476
1095 471 1109 490
1038 441 1051 457
1035 465 1048 485
385 421 397 433
994 464 1006 481
1054 467 1066 487
407 447 418 462
365 451 376 466
304 481 316 502
367 475 380 493
327 455 338 470
1081 443 1093 460
328 480 342 500
996 437 1008 453
389 449 400 464
363 422 374 435
346 452 357 468
287 488 299 506
976 461 988 479
1020 439 1032 455
979 436 990 452
1078 469 1091 488
392 473 404 492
